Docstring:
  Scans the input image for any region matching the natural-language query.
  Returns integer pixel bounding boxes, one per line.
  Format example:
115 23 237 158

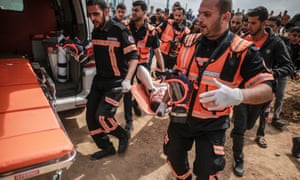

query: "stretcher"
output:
0 58 76 180
0 58 38 86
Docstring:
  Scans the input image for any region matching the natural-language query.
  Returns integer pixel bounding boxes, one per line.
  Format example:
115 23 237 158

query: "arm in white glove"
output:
121 79 131 93
199 78 243 111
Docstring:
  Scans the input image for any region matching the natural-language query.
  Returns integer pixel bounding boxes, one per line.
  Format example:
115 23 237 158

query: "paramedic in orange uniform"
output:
156 6 190 70
86 0 138 160
162 0 275 179
129 0 165 113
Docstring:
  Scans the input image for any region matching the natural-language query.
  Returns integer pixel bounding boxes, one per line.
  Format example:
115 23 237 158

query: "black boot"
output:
292 137 300 158
118 131 130 153
232 134 245 177
90 146 116 160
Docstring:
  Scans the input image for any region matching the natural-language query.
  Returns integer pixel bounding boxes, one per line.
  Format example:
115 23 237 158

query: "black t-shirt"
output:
150 16 164 27
92 20 139 78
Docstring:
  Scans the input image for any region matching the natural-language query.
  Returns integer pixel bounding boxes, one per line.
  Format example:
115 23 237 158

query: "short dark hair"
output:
116 3 126 10
173 1 181 8
175 7 185 15
132 0 147 11
289 26 300 33
217 0 232 14
234 12 243 17
191 18 200 30
268 16 281 26
156 8 162 13
247 6 268 21
87 0 108 10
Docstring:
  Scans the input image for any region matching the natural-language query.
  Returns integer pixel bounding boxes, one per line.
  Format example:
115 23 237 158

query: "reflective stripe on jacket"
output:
175 33 201 75
92 39 122 76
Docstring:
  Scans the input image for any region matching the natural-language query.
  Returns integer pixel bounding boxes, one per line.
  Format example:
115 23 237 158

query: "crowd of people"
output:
85 0 299 179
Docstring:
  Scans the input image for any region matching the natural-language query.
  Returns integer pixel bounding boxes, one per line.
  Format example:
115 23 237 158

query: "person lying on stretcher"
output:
134 65 166 110
131 33 202 117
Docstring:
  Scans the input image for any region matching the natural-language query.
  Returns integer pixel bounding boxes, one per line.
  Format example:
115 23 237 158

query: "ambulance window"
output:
0 0 24 12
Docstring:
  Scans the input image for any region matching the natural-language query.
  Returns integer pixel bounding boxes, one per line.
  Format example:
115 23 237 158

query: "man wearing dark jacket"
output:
231 6 294 177
266 16 294 129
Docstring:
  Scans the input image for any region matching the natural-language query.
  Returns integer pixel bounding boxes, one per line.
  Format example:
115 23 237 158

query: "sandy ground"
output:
33 79 300 180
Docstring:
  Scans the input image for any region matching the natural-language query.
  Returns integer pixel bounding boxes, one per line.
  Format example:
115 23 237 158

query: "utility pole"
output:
113 0 116 8
166 0 169 9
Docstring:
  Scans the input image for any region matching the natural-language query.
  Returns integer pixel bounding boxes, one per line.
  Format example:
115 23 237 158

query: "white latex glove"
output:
121 79 131 93
199 78 243 111
156 102 168 117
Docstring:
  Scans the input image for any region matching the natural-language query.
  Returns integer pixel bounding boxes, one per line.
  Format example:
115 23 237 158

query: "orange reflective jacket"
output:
129 23 156 64
179 35 273 119
159 19 190 55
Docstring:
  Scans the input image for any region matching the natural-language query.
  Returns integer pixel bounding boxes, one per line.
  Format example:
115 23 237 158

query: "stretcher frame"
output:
0 58 76 180
0 150 76 180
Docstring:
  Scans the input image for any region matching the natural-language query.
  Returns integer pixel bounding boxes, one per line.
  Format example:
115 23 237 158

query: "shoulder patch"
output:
128 35 135 43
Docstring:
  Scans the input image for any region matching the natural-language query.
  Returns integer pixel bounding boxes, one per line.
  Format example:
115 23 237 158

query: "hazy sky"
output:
233 0 299 17
121 0 299 17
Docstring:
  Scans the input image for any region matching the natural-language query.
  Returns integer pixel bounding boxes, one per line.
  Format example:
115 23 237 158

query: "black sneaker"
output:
292 137 300 158
271 120 285 130
132 100 142 116
233 159 244 177
118 132 129 154
90 146 116 160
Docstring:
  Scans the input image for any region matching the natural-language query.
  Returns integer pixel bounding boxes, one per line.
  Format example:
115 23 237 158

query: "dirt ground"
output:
34 79 300 180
